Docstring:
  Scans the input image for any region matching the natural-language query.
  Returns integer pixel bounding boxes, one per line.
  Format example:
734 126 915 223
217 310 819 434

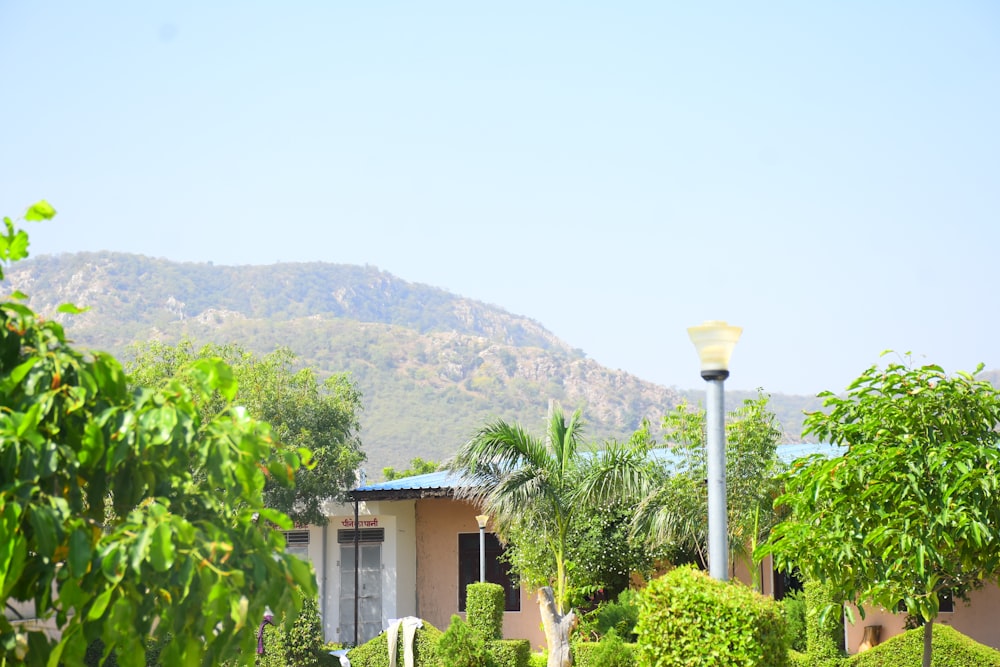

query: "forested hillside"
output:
7 252 699 474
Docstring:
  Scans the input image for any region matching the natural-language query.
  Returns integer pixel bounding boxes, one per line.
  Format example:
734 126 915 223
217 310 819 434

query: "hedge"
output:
803 579 844 665
488 639 531 667
347 621 443 667
846 624 1000 667
573 636 637 667
256 596 332 667
635 565 789 667
467 582 505 640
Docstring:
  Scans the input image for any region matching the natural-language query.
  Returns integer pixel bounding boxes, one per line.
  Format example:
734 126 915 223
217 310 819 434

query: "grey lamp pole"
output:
688 320 742 581
475 514 489 582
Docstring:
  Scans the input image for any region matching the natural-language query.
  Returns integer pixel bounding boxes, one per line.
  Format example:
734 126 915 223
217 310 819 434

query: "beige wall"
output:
844 584 1000 654
415 498 545 650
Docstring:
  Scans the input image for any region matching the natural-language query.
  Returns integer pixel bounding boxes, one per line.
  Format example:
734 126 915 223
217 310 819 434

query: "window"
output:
897 590 953 614
458 533 520 612
283 530 310 559
772 566 804 601
337 528 386 544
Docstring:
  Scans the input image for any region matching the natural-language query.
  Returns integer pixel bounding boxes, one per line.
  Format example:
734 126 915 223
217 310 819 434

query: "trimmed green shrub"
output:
635 565 789 667
782 590 807 653
846 624 1000 667
467 582 505 640
257 596 329 667
528 651 547 667
787 649 811 666
438 614 492 667
803 579 845 666
573 630 636 667
578 589 641 642
347 620 443 667
487 638 532 667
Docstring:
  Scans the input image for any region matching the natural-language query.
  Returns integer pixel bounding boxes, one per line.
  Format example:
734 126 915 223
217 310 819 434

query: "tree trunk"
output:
922 619 933 667
538 586 575 667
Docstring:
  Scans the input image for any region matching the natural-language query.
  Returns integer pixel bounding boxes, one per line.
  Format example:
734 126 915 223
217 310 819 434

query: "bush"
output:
782 590 807 653
528 651 547 667
846 624 1000 667
573 629 636 667
803 579 845 666
787 649 811 667
578 589 641 642
467 582 505 640
347 620 443 667
635 565 789 667
437 614 492 667
257 596 330 667
488 639 532 667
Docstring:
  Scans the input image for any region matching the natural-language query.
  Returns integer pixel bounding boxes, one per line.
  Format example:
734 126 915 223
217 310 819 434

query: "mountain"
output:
7 252 713 475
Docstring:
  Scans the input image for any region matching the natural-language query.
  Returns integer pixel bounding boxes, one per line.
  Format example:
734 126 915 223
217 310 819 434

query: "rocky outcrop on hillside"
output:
4 252 679 470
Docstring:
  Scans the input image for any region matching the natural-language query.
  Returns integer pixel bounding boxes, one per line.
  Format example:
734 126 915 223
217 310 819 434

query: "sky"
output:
2 2 998 396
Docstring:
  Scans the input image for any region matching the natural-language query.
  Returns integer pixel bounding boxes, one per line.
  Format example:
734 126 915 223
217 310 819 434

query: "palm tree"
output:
446 404 648 667
448 405 579 595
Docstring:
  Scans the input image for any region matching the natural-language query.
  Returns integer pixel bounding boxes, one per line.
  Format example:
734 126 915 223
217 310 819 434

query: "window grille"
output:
337 528 385 544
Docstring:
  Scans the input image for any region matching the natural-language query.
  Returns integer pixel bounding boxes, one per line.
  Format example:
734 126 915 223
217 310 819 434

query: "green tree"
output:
0 203 315 666
759 354 1000 667
622 393 783 581
383 456 438 481
450 410 662 667
448 404 599 667
127 341 365 525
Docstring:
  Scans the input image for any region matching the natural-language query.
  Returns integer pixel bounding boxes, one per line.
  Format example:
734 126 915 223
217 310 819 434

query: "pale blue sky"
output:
2 2 998 396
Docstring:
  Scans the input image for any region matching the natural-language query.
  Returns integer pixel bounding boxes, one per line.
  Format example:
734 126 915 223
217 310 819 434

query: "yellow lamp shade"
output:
687 320 742 377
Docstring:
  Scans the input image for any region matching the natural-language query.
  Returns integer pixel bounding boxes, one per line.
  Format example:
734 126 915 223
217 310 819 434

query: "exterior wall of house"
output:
315 499 418 645
414 497 545 650
844 584 1000 654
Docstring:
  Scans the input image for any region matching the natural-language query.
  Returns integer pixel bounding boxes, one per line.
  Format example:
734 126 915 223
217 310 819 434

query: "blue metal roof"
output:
353 470 468 493
350 443 839 497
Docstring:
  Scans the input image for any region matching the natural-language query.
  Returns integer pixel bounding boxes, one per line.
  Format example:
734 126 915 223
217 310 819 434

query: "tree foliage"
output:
449 405 639 667
382 457 438 481
448 404 587 615
127 341 365 525
0 203 315 666
629 393 784 578
760 354 1000 667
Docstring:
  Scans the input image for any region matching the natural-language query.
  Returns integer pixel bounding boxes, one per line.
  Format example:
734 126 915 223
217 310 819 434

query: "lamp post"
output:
475 514 489 583
688 320 742 581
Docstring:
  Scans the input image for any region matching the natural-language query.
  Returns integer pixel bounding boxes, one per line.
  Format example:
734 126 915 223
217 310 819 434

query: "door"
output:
339 543 382 645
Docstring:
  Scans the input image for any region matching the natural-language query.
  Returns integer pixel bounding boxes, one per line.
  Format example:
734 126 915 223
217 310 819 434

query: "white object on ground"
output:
330 648 351 667
385 616 424 667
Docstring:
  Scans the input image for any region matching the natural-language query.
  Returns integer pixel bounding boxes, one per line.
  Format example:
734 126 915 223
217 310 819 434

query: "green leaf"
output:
28 505 59 559
149 522 175 572
68 527 92 578
56 302 89 314
24 200 56 221
87 586 114 620
130 525 153 573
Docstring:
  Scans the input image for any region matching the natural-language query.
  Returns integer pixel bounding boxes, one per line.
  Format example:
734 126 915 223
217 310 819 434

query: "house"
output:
288 443 1000 655
288 471 547 650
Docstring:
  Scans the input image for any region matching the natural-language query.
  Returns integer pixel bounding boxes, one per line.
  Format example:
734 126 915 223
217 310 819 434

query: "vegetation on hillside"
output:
7 252 684 473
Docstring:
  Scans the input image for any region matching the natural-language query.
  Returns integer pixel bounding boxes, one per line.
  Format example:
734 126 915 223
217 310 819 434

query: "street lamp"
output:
688 320 742 581
475 514 490 583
